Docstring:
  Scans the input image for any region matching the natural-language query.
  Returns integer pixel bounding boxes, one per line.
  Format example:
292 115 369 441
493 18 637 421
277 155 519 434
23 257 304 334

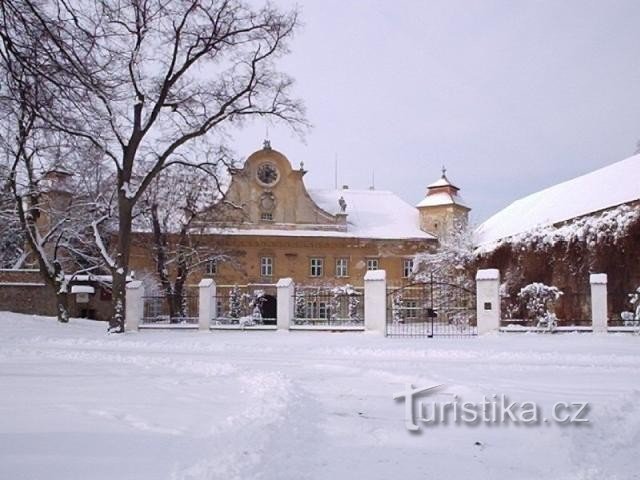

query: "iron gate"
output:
386 275 477 337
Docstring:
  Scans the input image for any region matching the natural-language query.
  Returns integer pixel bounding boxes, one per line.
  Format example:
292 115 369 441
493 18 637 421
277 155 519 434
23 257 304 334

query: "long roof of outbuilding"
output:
474 153 640 247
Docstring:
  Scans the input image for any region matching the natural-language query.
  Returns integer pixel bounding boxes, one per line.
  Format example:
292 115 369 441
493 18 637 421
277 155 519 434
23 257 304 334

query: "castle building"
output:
0 141 470 321
129 142 470 291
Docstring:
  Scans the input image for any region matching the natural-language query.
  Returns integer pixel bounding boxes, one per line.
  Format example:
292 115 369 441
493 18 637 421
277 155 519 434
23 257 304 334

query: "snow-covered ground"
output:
1 313 639 480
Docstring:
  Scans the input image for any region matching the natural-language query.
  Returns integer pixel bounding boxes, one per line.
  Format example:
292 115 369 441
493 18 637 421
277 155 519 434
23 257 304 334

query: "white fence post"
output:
125 280 144 332
276 278 294 330
476 269 501 334
590 273 608 333
198 278 215 331
364 270 387 334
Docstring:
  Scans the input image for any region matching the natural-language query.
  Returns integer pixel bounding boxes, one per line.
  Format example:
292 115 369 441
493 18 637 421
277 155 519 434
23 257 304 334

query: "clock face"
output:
256 162 279 185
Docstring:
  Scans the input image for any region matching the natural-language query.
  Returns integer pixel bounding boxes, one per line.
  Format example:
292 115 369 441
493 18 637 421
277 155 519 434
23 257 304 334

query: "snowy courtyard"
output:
1 313 639 479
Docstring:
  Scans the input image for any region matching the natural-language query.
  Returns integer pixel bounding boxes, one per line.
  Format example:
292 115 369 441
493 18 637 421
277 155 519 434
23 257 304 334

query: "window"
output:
335 258 349 277
310 257 324 277
260 256 273 277
206 259 217 275
366 258 379 271
402 259 414 278
405 300 418 319
306 301 328 319
260 212 273 221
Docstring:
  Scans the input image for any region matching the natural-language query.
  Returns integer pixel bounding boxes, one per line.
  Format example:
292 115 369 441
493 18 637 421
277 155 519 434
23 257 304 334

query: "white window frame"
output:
260 212 273 221
335 258 349 278
306 300 328 319
310 257 324 277
260 256 273 277
366 258 379 271
402 259 414 278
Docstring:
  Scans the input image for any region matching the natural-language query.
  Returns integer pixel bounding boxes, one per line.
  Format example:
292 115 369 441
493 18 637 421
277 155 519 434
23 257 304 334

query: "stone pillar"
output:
125 280 144 332
276 278 294 331
198 278 216 331
476 269 501 334
590 273 608 333
364 270 387 334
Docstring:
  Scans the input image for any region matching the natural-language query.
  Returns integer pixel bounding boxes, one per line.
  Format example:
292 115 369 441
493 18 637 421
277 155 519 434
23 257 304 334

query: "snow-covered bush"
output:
228 286 242 319
238 315 255 328
249 290 266 324
517 283 563 332
331 284 361 322
622 287 640 333
500 281 520 320
294 289 306 319
391 291 404 324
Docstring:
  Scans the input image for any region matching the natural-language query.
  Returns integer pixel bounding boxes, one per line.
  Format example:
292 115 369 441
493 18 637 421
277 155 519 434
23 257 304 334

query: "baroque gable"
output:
216 144 346 231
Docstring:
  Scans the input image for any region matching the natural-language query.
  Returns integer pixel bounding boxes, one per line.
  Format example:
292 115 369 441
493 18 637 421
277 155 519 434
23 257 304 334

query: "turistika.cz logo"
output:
393 384 590 432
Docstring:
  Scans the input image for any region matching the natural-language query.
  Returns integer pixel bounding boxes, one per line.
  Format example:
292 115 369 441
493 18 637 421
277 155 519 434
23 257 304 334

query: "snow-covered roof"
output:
427 175 458 189
205 189 434 241
416 172 468 208
71 285 95 294
416 191 469 208
64 274 134 283
475 154 640 246
308 188 434 240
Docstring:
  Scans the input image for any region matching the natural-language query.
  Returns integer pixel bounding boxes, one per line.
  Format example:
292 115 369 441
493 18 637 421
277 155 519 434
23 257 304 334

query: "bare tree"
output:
0 162 25 268
0 0 307 332
0 38 116 321
139 156 240 321
0 109 110 322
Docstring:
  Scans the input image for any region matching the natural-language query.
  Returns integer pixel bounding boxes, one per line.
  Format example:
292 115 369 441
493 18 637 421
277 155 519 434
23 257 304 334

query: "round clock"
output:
256 162 279 186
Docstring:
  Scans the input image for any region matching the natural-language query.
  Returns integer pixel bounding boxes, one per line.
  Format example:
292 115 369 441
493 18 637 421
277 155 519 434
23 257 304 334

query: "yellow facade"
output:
129 144 469 288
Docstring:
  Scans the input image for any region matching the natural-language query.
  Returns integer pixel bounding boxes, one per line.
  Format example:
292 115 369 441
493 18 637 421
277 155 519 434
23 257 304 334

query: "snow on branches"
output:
412 219 475 286
517 283 563 332
479 204 640 253
621 287 640 333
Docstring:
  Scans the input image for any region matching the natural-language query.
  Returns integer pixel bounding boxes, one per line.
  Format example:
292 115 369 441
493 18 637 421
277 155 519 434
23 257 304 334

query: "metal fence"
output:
292 286 364 327
142 288 199 325
212 284 277 327
609 286 640 329
608 291 640 329
386 278 477 337
500 290 591 329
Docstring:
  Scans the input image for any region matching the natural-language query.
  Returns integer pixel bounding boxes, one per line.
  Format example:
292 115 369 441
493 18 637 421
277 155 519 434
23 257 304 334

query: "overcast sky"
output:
232 0 640 223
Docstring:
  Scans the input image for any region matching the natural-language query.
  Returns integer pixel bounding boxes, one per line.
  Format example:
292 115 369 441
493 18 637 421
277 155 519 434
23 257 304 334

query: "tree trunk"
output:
56 291 70 323
109 198 133 333
173 249 189 320
110 271 127 333
169 294 180 323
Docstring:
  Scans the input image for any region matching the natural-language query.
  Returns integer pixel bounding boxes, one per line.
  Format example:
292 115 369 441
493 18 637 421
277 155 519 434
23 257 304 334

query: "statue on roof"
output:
338 196 347 213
